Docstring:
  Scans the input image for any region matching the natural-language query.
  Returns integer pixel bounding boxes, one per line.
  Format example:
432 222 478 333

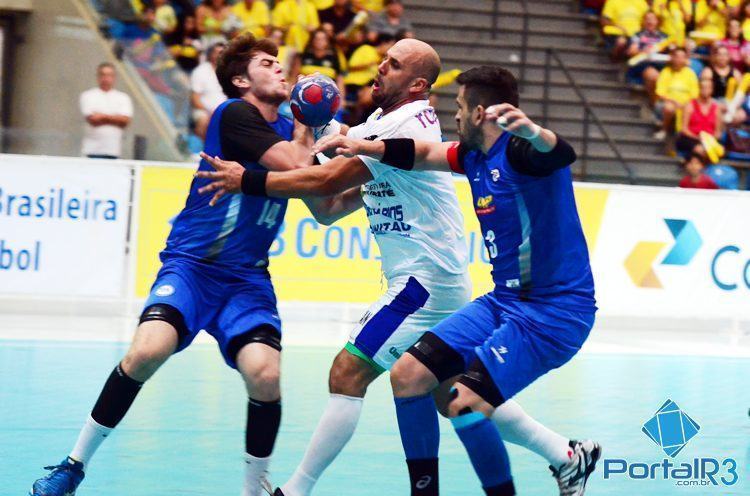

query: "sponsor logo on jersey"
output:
154 284 175 297
476 195 496 215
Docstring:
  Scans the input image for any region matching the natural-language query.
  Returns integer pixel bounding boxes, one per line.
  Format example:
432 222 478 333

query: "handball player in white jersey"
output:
198 39 592 496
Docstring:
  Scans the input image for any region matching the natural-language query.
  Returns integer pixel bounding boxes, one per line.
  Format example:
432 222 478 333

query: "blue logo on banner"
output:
642 399 701 458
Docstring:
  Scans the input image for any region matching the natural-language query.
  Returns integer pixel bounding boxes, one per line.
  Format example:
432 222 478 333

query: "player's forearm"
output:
246 167 341 198
303 187 362 225
527 128 556 153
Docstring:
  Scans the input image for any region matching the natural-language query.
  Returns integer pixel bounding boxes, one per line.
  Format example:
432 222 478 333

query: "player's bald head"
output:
392 38 441 86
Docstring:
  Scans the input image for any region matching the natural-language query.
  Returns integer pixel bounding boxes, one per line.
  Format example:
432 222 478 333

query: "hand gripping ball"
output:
290 75 341 127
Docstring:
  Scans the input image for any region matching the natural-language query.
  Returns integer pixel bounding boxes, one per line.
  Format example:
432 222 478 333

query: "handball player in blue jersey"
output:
313 66 601 495
29 34 362 496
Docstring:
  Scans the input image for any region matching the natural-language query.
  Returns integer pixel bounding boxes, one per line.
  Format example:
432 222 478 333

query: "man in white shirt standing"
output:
191 42 228 139
80 62 133 159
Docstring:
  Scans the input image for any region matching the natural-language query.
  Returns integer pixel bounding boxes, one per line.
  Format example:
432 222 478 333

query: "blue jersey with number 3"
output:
451 133 596 311
161 99 293 270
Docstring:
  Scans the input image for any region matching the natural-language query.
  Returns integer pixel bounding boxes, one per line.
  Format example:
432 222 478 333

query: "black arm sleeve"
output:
219 101 285 164
505 135 577 177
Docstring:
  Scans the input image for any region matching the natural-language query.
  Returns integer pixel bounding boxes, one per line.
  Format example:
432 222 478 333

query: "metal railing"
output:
541 48 636 183
501 0 636 183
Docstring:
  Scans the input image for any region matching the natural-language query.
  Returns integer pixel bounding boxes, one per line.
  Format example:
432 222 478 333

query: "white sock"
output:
492 399 573 467
243 453 271 496
280 394 364 496
69 415 113 468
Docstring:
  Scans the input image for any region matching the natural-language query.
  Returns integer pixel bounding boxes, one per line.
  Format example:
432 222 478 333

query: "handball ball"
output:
290 75 341 127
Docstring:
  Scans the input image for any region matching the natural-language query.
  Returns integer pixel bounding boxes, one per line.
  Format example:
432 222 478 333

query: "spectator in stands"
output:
367 0 413 44
653 0 691 46
232 0 270 38
190 42 226 139
80 62 133 159
170 15 203 73
294 29 346 96
319 0 357 41
676 78 725 158
153 0 179 44
600 0 649 60
343 32 395 124
272 0 320 51
679 152 719 188
721 18 747 71
627 11 669 104
701 43 742 100
269 27 295 78
654 46 700 140
195 0 236 47
694 0 729 49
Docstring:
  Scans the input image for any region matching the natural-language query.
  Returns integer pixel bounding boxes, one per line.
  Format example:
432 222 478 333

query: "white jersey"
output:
347 99 468 283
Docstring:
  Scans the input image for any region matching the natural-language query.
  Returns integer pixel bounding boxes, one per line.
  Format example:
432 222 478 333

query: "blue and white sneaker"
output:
550 440 601 496
30 457 85 496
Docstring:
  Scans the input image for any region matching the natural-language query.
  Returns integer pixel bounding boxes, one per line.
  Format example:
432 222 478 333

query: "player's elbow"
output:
313 213 336 226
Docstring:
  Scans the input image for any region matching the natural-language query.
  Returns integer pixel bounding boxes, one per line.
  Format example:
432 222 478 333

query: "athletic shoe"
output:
30 458 85 496
550 439 601 496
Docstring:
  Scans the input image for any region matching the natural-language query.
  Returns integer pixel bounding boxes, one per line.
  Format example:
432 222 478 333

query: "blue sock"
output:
394 394 440 495
452 412 515 494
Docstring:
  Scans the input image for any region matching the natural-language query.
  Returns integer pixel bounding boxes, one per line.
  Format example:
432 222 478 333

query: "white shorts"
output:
347 272 471 371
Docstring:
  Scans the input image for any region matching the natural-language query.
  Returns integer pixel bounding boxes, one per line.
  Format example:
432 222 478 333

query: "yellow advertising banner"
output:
135 166 608 302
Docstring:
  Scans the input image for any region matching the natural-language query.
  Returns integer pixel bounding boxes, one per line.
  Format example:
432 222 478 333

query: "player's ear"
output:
472 105 485 126
232 75 251 92
411 77 429 94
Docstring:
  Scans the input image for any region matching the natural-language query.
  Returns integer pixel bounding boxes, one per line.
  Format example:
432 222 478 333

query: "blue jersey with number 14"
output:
161 99 293 271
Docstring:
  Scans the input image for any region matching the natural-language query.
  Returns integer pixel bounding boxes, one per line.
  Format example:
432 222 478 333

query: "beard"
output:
458 122 481 149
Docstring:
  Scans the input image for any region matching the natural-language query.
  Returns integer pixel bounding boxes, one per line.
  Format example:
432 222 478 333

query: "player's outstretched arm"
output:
312 134 455 172
196 152 372 204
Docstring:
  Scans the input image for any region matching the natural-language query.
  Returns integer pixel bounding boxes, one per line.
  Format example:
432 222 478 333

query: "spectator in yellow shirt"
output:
694 0 729 46
232 0 270 39
272 0 320 52
655 47 700 140
653 0 692 45
601 0 649 60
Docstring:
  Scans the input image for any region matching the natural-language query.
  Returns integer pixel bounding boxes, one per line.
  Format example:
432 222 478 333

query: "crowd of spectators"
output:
100 0 416 142
598 0 750 189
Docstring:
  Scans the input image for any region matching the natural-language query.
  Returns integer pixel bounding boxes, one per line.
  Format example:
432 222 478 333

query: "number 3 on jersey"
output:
257 200 281 229
485 230 498 259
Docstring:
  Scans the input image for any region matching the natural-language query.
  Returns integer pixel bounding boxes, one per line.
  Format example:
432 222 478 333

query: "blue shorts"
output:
429 292 595 401
143 257 281 368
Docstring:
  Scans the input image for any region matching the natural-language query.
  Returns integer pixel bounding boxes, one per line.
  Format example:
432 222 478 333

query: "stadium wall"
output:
1 154 749 339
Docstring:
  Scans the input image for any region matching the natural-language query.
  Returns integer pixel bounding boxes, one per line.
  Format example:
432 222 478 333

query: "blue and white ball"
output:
290 75 341 127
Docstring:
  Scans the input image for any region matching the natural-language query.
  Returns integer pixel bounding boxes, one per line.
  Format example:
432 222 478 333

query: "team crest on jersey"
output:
491 169 500 182
475 195 496 215
154 284 175 297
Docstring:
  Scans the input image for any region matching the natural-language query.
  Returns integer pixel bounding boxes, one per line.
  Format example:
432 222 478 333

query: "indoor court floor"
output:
2 325 749 495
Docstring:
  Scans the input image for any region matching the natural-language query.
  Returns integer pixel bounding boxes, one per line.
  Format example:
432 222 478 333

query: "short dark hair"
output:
685 152 707 166
216 33 278 98
456 65 519 109
670 46 687 56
